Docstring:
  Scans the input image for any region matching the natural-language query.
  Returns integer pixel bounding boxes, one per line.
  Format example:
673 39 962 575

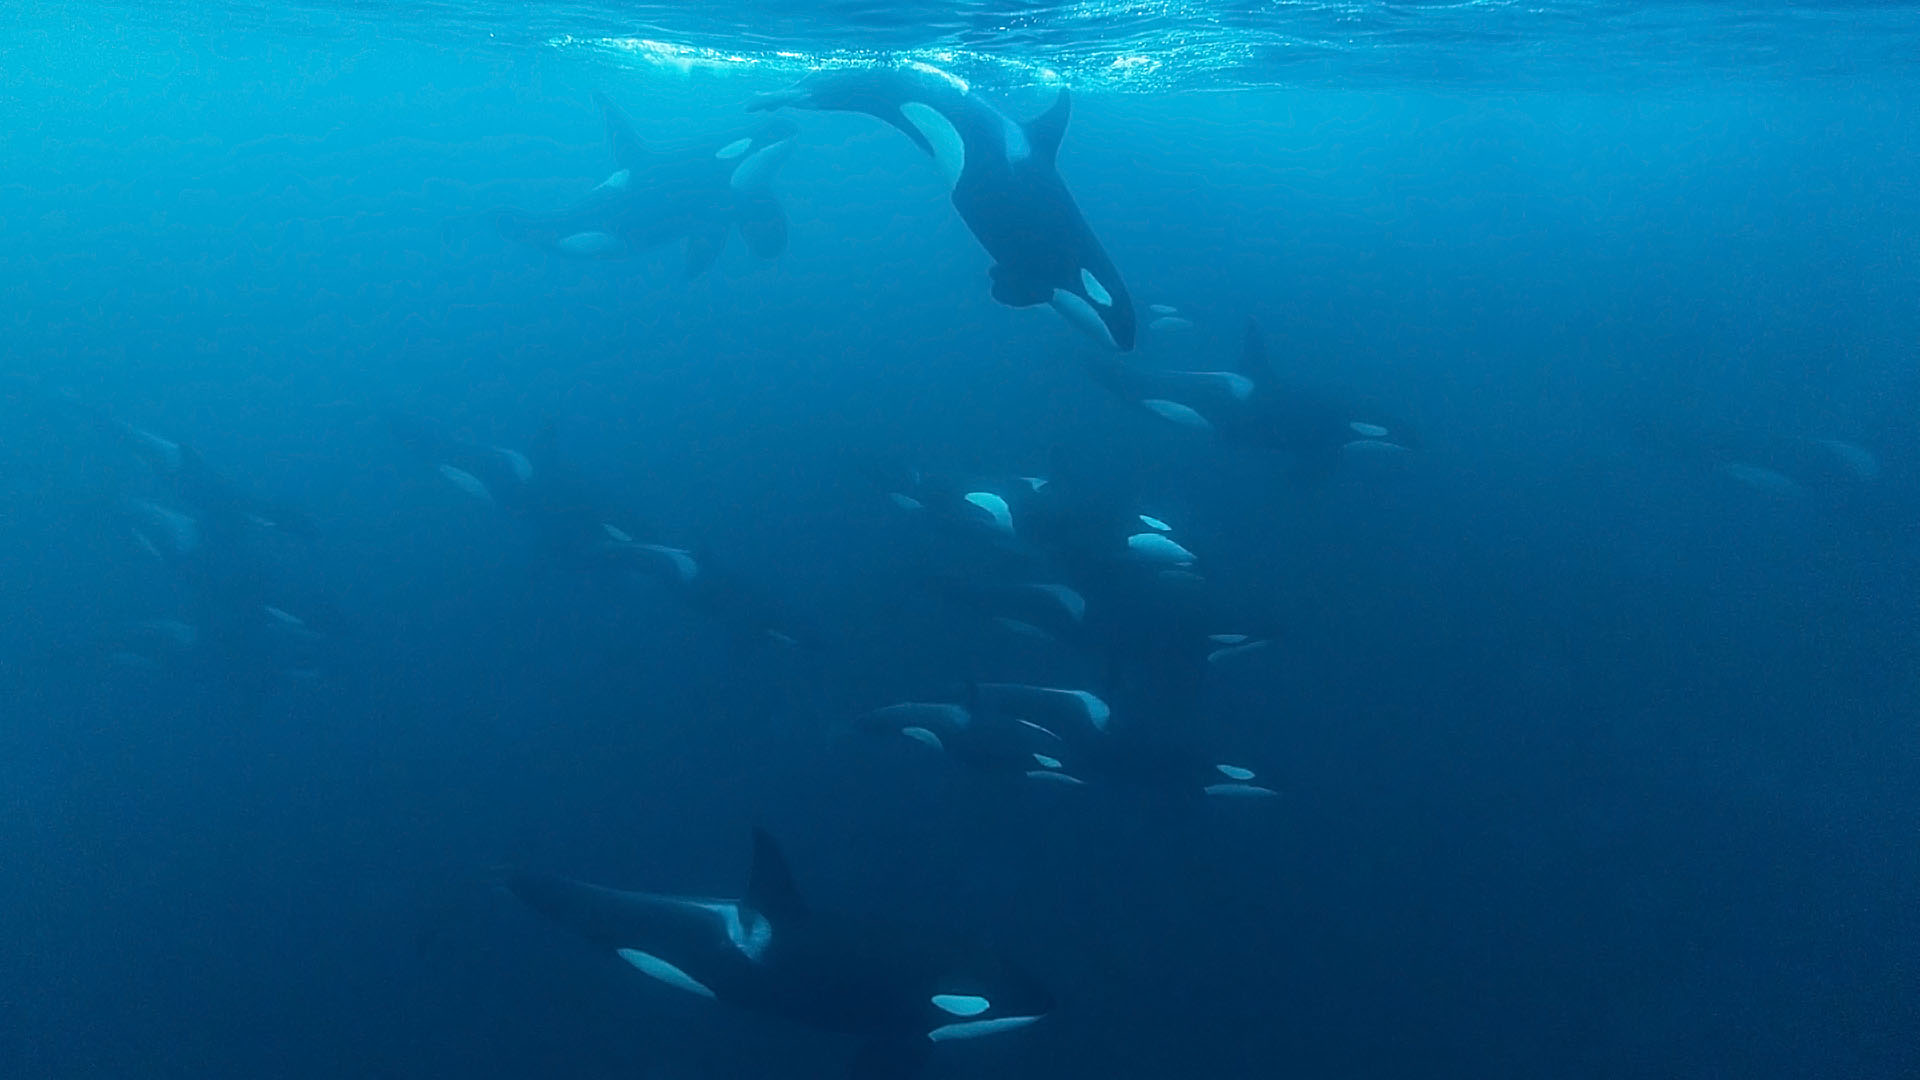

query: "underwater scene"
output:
2 1 1917 1077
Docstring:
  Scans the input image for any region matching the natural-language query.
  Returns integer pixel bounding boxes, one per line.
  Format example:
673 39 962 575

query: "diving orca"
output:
1084 317 1415 479
492 92 798 278
752 63 1136 350
508 829 1052 1080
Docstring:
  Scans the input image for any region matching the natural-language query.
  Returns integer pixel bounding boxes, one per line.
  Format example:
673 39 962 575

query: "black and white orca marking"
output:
508 829 1053 1080
1082 317 1415 479
857 701 1085 786
493 92 798 278
971 682 1112 735
752 63 1136 350
1067 734 1281 802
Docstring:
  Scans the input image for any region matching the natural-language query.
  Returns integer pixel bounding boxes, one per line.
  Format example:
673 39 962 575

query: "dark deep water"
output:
3 2 1918 1078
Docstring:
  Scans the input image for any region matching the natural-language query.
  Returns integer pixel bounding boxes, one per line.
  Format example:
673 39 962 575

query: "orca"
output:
752 63 1136 350
856 701 1085 786
1067 733 1280 802
926 575 1089 645
877 461 1204 582
492 92 798 278
386 413 544 512
44 387 321 542
610 539 823 652
1622 411 1888 499
1083 317 1416 480
508 829 1052 1080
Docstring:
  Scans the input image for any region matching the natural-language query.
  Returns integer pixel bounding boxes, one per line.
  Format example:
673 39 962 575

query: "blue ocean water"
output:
2 0 1917 1077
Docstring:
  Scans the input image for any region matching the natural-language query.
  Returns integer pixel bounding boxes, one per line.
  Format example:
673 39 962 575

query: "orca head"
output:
1047 262 1136 351
920 949 1054 1042
1338 415 1419 457
724 116 799 193
854 702 971 753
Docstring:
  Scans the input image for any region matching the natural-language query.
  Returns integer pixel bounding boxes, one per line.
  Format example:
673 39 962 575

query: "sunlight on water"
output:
76 0 1920 92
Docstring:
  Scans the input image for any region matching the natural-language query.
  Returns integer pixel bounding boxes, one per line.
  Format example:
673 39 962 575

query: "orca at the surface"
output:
492 92 798 278
508 829 1052 1080
1084 317 1416 480
752 63 1136 350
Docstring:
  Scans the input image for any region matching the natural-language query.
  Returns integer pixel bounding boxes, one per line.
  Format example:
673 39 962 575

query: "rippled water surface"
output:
71 0 1920 90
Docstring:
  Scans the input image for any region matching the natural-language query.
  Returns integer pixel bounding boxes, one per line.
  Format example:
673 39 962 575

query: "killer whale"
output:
388 414 818 648
1084 317 1415 479
41 386 320 543
508 828 1052 1080
1621 411 1885 498
752 63 1136 350
492 92 798 278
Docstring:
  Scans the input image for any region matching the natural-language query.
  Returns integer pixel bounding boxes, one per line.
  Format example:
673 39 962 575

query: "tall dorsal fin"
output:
592 91 648 172
746 828 807 921
1238 317 1276 385
1025 88 1071 165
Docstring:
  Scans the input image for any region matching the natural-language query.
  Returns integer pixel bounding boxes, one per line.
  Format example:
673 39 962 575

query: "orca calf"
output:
1084 317 1415 480
752 63 1136 350
509 829 1052 1080
492 92 798 278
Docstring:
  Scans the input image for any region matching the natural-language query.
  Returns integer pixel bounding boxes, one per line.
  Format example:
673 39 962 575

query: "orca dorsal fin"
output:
593 91 648 172
1238 317 1276 385
1025 88 1071 166
746 828 808 922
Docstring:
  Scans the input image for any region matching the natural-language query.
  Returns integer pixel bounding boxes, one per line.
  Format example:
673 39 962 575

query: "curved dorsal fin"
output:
593 91 648 172
746 828 807 921
1025 87 1071 166
1238 316 1275 385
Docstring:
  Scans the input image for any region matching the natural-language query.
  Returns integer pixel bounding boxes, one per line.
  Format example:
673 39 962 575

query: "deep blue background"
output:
3 5 1918 1078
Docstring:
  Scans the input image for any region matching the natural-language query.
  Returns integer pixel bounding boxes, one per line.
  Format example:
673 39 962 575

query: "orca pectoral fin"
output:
988 265 1051 308
850 1036 932 1080
683 228 727 279
734 192 789 259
